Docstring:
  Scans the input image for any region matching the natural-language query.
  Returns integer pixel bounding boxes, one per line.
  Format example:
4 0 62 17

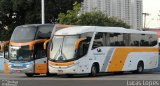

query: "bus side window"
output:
77 33 92 57
36 49 46 59
35 44 46 59
150 35 158 46
92 32 103 49
36 25 53 39
130 34 140 46
78 41 89 57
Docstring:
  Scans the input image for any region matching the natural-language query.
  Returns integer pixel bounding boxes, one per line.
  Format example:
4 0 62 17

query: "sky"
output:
143 0 160 28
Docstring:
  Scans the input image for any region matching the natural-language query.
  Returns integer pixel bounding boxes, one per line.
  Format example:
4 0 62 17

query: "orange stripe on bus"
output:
35 64 47 74
49 61 75 66
4 64 8 74
107 48 158 72
10 39 48 50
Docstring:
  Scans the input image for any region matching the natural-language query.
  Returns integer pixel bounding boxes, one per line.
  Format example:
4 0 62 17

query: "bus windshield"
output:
50 35 78 62
10 26 37 42
50 33 93 62
9 46 33 62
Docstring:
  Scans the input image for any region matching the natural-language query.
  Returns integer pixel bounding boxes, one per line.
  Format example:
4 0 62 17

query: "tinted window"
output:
36 25 53 39
130 34 140 46
92 32 157 47
78 32 93 57
92 32 104 49
10 26 37 42
110 33 124 46
130 34 157 47
150 35 158 46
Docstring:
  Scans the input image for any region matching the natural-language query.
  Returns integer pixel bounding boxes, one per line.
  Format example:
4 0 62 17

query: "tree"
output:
58 2 80 25
57 2 130 28
0 0 83 41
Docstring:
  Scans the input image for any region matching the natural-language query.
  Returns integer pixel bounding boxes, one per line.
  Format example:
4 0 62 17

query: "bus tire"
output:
89 64 98 77
25 73 34 77
46 73 57 76
46 73 51 76
135 61 144 74
114 71 124 75
66 74 74 77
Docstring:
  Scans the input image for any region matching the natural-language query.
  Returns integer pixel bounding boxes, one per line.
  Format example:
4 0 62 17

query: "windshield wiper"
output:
53 37 68 61
49 58 56 62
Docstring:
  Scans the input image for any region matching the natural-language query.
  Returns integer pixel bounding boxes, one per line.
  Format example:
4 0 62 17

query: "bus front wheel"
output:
89 64 98 77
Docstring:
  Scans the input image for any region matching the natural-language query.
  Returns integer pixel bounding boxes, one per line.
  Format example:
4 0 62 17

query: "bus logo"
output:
97 49 102 52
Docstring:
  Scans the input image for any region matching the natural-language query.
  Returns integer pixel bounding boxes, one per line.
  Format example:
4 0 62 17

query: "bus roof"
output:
54 26 156 35
18 24 54 28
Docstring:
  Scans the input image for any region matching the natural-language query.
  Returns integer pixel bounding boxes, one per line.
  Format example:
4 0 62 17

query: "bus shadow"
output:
44 71 160 78
18 71 160 78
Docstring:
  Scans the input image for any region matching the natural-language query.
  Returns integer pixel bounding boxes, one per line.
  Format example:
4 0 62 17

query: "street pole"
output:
41 0 45 24
142 13 149 29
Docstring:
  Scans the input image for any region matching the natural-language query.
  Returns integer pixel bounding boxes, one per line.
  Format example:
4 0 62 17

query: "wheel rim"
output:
92 66 97 76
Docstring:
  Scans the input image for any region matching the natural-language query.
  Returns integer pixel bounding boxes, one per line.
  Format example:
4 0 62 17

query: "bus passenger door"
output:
4 46 9 74
34 49 47 74
89 32 106 71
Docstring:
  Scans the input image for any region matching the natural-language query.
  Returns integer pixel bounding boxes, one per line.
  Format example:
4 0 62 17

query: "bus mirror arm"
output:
43 39 51 50
29 39 48 50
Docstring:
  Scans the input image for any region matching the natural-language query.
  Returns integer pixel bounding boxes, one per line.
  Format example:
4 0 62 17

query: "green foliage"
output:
0 0 83 41
76 11 107 26
57 2 130 28
58 2 80 25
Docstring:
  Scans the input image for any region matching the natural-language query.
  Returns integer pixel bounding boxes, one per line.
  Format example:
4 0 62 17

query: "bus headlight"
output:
8 64 12 68
26 64 31 68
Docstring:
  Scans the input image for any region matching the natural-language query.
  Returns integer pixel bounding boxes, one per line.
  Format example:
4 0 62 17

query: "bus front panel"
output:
8 46 34 73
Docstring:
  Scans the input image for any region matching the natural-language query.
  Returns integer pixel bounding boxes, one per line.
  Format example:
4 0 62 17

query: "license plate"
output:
16 70 21 73
58 70 63 73
14 64 23 66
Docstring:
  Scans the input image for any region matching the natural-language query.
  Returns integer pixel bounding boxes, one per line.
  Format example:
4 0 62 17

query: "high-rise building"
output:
81 0 143 29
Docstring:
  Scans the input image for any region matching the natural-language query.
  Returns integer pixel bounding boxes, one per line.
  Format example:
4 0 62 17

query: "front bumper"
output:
49 64 89 74
8 63 34 74
49 64 81 74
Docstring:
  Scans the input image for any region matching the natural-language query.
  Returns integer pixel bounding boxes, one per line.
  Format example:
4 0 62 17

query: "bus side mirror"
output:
0 41 9 53
74 38 86 50
0 45 2 52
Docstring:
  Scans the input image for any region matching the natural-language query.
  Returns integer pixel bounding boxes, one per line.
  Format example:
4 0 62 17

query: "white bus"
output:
48 26 159 77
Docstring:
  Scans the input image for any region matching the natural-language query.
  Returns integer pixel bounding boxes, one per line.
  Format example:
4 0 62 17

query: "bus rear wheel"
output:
25 73 34 77
134 61 144 74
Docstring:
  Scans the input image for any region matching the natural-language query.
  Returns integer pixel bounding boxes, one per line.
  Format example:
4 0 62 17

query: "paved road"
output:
1 72 160 80
1 72 160 86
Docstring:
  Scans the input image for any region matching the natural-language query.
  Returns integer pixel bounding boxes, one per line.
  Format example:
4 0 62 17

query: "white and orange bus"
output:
49 26 159 77
6 24 73 77
7 24 54 77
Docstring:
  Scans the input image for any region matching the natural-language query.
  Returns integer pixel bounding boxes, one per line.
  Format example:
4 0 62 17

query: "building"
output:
81 0 143 29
